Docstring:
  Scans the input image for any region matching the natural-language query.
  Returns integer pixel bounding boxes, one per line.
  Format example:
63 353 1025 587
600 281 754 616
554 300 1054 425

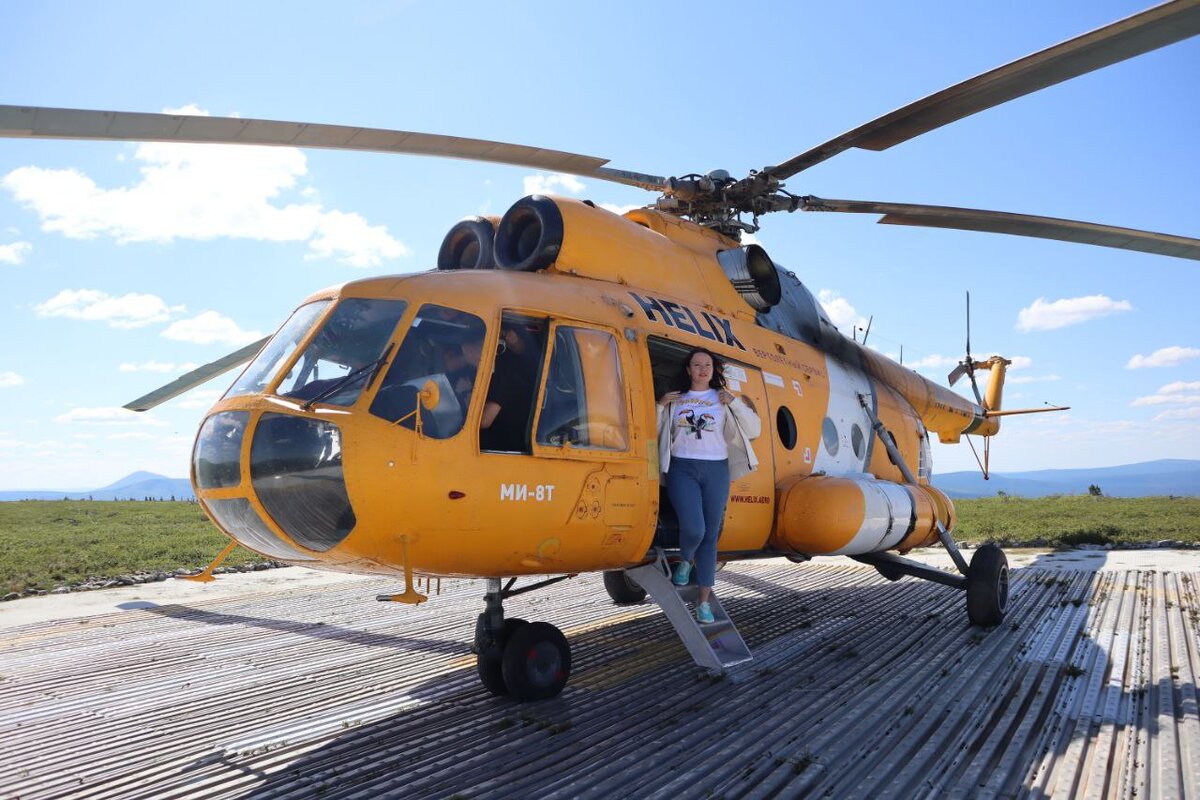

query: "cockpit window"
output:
225 300 330 399
369 304 486 439
276 298 408 406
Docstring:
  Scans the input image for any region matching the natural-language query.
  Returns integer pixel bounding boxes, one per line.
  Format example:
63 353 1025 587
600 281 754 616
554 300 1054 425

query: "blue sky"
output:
1 1 1197 490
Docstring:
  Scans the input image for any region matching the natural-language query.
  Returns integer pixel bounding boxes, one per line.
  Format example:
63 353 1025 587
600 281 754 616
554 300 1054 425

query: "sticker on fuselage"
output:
764 372 785 387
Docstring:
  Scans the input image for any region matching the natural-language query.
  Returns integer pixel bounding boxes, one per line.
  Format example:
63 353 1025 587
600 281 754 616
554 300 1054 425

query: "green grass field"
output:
1 496 1197 596
952 495 1200 546
0 501 270 596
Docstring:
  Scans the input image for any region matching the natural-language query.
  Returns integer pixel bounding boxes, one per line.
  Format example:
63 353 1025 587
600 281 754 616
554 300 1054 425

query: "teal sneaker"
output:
671 561 692 586
696 602 715 624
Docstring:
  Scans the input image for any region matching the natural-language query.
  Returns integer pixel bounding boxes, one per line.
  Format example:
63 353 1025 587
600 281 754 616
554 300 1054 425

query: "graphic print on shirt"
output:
680 408 717 439
671 389 728 461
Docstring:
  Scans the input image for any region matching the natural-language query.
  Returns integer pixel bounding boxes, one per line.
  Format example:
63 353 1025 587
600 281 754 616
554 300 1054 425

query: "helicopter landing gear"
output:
473 576 573 701
602 569 647 604
965 544 1009 627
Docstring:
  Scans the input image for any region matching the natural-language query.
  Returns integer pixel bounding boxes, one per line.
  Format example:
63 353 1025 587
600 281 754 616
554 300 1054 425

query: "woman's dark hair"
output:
674 347 728 392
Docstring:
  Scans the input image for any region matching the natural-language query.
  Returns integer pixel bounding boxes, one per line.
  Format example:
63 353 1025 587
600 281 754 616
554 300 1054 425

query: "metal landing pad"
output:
1 559 1197 799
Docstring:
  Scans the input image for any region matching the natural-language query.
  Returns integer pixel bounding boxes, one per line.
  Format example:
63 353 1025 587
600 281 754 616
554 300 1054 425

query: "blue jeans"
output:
666 457 730 589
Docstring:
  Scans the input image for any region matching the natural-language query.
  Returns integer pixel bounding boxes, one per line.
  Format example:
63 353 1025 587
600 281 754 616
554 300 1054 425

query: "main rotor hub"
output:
656 168 798 238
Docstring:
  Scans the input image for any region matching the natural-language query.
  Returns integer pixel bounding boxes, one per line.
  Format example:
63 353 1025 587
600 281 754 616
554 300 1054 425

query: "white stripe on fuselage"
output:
812 355 873 475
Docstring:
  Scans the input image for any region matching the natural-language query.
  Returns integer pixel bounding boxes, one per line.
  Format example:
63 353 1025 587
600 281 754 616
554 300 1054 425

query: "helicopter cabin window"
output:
225 300 331 399
478 313 548 454
275 298 408 406
369 305 487 439
536 326 628 451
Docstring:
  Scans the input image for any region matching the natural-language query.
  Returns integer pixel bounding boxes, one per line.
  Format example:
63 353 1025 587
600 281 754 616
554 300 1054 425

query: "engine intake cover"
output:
717 245 781 311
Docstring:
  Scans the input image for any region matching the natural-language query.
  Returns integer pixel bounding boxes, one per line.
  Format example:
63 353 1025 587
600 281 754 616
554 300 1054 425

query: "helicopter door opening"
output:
646 337 775 554
477 312 548 454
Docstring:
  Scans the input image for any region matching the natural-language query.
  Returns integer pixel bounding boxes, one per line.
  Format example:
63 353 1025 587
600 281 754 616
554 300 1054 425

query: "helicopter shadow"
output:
116 600 468 656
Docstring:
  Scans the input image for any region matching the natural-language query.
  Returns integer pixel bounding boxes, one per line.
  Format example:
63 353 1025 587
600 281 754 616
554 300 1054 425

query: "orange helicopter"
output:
3 0 1197 702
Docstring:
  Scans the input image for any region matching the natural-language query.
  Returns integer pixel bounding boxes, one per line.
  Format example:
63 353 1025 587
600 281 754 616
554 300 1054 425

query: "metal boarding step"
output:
625 553 753 672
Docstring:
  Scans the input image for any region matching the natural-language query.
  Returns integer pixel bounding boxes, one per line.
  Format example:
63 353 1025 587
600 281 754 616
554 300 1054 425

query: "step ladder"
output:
625 552 753 673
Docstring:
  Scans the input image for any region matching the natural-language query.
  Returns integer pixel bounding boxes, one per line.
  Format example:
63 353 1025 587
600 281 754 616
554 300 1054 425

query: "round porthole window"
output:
851 424 865 459
821 417 839 455
777 406 797 450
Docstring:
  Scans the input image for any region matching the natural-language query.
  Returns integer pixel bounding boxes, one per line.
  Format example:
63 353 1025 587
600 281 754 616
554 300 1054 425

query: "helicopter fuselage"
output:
191 199 999 583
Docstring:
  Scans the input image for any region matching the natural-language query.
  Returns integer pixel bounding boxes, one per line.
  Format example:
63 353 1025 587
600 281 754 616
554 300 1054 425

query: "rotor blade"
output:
948 363 968 386
800 197 1200 260
123 337 269 412
0 105 668 192
766 0 1200 179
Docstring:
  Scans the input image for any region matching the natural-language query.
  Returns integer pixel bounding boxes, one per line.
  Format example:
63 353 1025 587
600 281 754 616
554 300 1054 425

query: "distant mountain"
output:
933 459 1200 498
0 472 195 502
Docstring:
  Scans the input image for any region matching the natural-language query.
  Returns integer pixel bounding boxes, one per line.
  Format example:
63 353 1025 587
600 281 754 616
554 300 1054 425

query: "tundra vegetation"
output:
1 496 1198 596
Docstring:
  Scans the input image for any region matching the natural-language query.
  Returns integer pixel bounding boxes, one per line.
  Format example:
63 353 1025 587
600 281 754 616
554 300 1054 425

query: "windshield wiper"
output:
300 344 395 411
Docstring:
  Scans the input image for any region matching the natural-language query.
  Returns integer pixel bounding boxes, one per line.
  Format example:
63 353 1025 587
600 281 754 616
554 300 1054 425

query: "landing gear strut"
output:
473 577 572 701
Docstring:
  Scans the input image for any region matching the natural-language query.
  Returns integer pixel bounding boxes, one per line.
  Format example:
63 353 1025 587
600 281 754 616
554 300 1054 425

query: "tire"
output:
476 618 528 696
603 570 647 604
501 621 571 702
966 544 1009 626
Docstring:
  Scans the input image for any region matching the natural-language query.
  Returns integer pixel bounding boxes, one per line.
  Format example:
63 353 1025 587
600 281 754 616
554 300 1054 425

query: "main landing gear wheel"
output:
476 617 528 696
966 544 1009 627
501 621 572 702
603 569 647 604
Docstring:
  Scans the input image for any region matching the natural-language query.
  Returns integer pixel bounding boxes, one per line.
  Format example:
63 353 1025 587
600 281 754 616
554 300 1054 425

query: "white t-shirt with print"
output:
670 389 728 461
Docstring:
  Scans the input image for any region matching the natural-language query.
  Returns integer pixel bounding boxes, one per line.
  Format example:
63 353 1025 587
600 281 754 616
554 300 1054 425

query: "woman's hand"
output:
658 391 681 407
718 390 734 405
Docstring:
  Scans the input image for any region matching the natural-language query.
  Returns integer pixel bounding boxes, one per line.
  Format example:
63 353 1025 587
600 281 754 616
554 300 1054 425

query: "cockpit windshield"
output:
369 304 486 439
225 300 331 400
277 298 408 406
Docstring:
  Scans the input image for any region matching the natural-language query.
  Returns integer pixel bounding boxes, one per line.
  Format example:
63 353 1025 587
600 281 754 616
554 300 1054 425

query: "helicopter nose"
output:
249 413 357 550
193 411 356 557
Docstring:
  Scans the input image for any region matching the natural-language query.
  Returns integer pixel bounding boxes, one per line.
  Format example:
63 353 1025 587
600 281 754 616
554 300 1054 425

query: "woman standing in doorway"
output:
657 348 761 623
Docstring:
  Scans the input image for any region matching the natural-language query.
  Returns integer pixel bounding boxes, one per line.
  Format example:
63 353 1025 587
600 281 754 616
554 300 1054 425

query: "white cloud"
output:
1131 381 1200 407
0 241 32 264
118 361 200 373
1154 407 1200 421
55 406 167 426
305 209 409 267
34 288 185 329
1159 381 1200 394
0 371 25 388
161 311 262 346
817 290 869 335
1015 295 1132 332
906 354 960 370
1126 346 1200 369
523 172 585 196
1 106 407 267
1007 374 1061 385
1008 356 1033 370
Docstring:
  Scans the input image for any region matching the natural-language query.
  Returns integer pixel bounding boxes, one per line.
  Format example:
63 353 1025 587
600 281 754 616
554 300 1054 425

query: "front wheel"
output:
501 621 571 701
966 544 1009 627
476 618 528 696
